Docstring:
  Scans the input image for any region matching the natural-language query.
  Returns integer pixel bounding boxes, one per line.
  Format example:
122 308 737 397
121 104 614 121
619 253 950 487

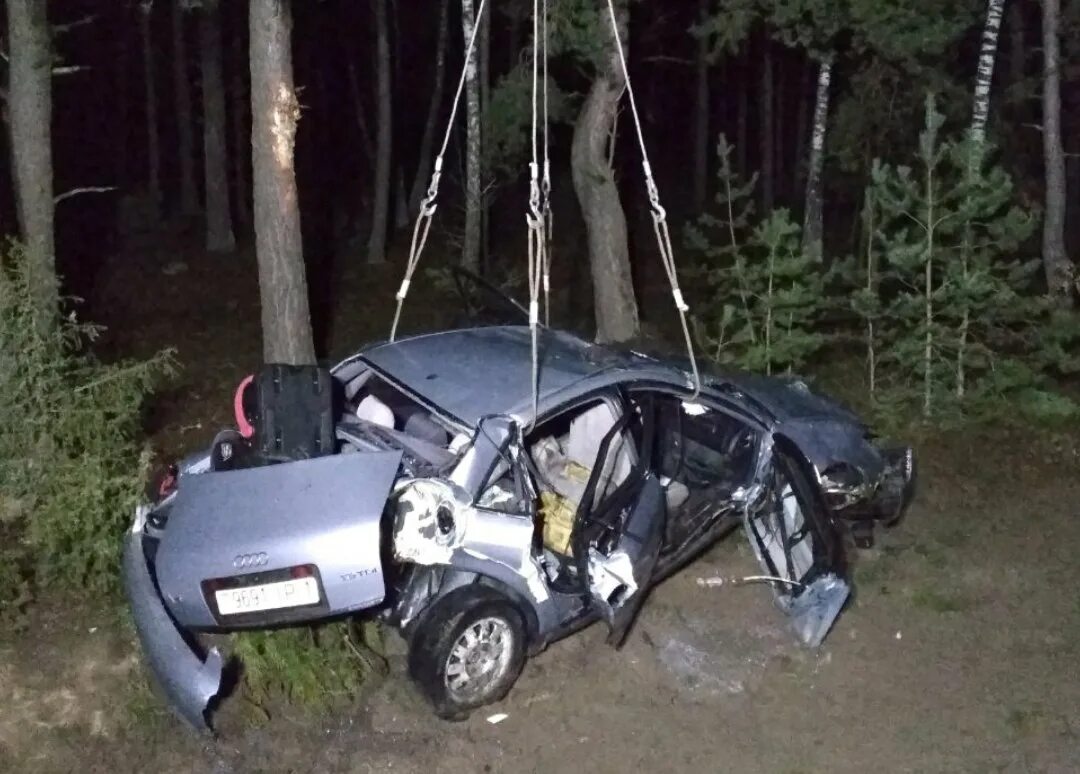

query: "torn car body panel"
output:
123 526 223 731
124 324 915 730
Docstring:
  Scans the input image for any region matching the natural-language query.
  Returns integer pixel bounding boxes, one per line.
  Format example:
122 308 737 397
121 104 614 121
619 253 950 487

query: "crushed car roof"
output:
360 326 648 425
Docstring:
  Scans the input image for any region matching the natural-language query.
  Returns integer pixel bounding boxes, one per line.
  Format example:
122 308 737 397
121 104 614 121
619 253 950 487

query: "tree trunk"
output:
460 0 482 271
760 36 775 212
570 1 639 343
736 59 748 175
346 60 376 161
792 59 812 201
409 0 450 215
250 0 315 364
6 0 56 318
1008 3 1025 101
390 0 409 232
692 0 710 212
479 0 491 269
200 0 236 252
971 0 1006 144
802 53 833 262
1041 0 1072 304
114 9 131 192
171 0 199 216
231 27 251 227
394 166 409 230
139 1 162 220
368 0 392 264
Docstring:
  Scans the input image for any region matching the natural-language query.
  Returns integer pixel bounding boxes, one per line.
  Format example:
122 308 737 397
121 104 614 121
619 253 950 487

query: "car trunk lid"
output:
154 450 403 629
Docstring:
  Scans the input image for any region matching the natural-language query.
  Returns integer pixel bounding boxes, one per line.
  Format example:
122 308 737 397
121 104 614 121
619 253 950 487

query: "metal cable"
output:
525 0 547 430
389 0 490 342
603 0 701 399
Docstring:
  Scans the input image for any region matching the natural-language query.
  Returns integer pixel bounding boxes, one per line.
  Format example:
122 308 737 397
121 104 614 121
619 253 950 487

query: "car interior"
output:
338 369 467 477
636 393 759 553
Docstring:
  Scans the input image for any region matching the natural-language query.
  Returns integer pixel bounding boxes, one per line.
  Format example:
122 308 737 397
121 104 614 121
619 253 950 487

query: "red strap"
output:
234 374 255 438
158 469 177 497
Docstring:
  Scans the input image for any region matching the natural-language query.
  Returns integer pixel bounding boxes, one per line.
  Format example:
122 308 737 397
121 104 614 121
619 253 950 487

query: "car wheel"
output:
407 590 526 720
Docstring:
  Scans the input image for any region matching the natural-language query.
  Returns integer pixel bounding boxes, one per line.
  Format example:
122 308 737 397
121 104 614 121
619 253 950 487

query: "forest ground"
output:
2 236 1079 773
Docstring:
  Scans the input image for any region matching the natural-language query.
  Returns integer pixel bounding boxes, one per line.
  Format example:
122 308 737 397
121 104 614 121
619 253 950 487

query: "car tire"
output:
407 589 527 720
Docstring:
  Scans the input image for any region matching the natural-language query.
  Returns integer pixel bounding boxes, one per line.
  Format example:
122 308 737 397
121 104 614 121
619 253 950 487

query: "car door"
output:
571 396 665 647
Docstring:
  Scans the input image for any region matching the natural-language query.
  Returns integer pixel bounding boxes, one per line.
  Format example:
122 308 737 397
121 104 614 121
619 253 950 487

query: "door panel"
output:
573 400 665 647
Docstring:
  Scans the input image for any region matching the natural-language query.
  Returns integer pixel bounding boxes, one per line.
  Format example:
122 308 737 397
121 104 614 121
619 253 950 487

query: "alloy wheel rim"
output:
444 616 514 703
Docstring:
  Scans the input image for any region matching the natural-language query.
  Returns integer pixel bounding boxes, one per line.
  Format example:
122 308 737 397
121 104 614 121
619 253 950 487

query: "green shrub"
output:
0 243 174 621
231 620 386 716
853 95 1078 422
685 135 829 375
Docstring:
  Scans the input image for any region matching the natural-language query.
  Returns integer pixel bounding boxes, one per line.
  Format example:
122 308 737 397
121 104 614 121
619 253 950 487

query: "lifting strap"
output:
390 0 490 342
540 0 552 326
603 0 701 399
525 0 549 429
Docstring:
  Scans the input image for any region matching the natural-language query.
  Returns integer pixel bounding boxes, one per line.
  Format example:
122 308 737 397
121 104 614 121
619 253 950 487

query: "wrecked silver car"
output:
123 324 914 730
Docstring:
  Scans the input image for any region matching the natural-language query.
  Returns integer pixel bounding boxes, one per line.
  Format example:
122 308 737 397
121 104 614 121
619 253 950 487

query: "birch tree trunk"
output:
409 0 450 215
1041 0 1073 305
200 0 235 252
460 0 482 271
971 0 1006 145
956 0 1006 399
571 0 640 343
139 1 162 220
6 0 56 318
802 53 833 261
368 0 392 264
346 60 376 161
692 0 710 212
250 0 315 364
171 0 199 216
760 37 775 212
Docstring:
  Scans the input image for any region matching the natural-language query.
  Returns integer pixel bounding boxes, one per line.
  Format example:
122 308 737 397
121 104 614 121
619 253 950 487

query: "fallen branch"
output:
55 186 117 204
52 65 90 76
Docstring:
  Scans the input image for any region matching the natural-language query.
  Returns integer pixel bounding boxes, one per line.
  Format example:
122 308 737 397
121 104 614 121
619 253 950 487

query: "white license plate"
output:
215 576 320 615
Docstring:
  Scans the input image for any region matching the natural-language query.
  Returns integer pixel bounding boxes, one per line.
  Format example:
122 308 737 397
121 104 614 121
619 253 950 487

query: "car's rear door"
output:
574 398 665 647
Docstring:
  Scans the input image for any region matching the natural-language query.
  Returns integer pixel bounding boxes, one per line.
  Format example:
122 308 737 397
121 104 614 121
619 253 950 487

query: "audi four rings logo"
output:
233 552 269 568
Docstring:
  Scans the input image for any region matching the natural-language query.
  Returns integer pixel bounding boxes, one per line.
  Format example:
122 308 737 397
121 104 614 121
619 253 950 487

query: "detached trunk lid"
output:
155 450 403 629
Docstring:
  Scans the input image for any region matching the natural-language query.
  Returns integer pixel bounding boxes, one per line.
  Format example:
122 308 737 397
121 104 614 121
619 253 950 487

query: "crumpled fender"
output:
123 528 223 732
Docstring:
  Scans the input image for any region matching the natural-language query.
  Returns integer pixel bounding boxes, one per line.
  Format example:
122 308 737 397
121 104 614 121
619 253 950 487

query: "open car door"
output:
743 442 850 647
572 410 666 647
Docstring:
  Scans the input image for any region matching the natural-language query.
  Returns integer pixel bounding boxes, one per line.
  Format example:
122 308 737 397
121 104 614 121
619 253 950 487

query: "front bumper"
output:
123 528 223 732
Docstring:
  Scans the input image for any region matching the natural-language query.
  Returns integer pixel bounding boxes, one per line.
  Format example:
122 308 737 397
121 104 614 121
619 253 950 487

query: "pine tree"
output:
686 136 826 375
